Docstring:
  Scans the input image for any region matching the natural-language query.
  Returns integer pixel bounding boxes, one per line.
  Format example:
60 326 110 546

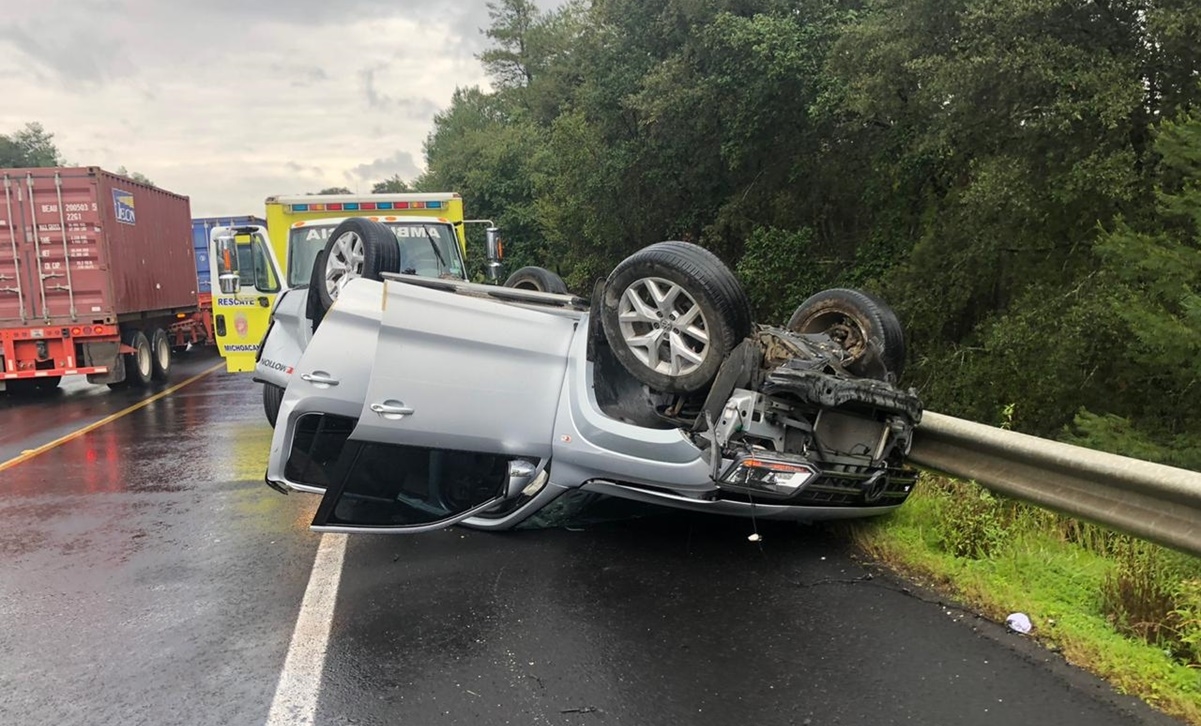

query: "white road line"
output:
266 533 348 726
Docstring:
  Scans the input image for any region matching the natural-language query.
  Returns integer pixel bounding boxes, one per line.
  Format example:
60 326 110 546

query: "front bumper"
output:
581 479 905 521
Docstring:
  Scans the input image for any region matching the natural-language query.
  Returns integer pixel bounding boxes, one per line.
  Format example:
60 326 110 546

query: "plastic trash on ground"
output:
1006 612 1032 634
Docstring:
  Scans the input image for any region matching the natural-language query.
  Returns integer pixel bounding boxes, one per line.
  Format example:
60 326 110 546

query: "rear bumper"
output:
2 366 108 379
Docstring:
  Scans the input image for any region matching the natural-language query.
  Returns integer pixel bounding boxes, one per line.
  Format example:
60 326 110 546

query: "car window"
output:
233 233 280 293
251 234 281 292
317 441 508 527
390 223 464 279
285 414 356 488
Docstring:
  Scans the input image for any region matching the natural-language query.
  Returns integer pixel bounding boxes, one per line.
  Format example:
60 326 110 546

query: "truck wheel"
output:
315 218 401 314
263 383 284 428
123 329 154 388
150 328 172 381
600 241 752 394
503 266 569 294
787 288 906 381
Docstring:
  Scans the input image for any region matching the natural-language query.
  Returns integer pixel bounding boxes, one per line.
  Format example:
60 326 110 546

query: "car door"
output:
309 439 515 533
310 277 580 533
266 278 384 493
210 225 285 373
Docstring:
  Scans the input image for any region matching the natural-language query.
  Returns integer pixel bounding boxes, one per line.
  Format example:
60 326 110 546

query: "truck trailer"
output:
0 167 198 392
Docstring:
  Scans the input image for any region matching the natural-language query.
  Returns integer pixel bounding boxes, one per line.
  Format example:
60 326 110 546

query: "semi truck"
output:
0 167 198 392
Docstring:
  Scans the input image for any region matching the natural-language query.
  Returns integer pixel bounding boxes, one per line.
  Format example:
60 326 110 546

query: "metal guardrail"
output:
908 411 1201 557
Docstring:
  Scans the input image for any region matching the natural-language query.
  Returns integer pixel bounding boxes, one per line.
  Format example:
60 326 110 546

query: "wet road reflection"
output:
0 350 222 464
0 353 319 726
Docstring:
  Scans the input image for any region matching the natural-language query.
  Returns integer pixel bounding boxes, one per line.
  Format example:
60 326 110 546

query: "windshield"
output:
217 231 280 293
287 221 464 287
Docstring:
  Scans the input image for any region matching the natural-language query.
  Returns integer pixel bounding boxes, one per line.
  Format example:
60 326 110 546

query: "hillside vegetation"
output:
418 0 1201 468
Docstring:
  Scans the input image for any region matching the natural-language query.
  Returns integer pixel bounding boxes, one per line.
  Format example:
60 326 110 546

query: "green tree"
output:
412 0 1201 464
314 186 352 194
372 175 410 193
115 165 153 185
478 0 541 88
0 122 64 167
1062 115 1201 468
420 87 547 278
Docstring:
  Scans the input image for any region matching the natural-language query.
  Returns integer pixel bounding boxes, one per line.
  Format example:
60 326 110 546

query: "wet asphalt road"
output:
0 350 1185 726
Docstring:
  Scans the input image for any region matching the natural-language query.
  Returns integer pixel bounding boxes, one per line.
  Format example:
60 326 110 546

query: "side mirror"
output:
484 226 504 282
214 234 241 294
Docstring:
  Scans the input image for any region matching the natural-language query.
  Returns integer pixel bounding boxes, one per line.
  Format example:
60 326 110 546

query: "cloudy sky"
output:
0 0 513 216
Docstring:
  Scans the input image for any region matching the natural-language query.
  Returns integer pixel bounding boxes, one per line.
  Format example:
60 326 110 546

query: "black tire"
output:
503 266 569 294
315 218 401 314
653 240 754 337
859 290 906 380
306 248 329 332
150 328 172 382
122 329 154 388
263 383 284 428
601 241 752 393
787 288 906 381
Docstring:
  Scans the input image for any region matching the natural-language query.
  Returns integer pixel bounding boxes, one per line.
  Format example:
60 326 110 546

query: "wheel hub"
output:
617 277 710 377
324 231 366 301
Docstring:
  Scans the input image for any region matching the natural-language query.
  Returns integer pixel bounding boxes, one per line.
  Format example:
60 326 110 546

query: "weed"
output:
1171 580 1201 665
1100 537 1181 647
936 482 1005 559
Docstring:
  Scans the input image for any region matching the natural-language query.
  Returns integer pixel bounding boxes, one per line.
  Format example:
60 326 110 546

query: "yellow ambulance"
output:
263 192 467 288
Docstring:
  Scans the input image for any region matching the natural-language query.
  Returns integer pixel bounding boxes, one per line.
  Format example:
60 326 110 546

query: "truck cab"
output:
209 224 285 372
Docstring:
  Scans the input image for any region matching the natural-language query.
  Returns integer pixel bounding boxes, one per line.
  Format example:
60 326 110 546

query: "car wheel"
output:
503 266 569 294
306 248 329 332
150 328 172 381
859 290 907 380
315 218 401 314
263 383 284 428
123 329 154 388
787 288 906 381
601 241 752 393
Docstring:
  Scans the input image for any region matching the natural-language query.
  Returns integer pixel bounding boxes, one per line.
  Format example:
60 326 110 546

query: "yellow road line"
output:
0 361 225 473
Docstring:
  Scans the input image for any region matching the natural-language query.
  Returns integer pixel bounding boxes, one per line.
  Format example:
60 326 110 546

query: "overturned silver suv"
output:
255 218 922 534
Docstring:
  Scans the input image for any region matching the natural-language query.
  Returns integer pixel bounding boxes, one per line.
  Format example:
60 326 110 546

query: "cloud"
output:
347 152 423 185
285 161 325 176
0 21 133 86
0 0 539 214
360 64 392 109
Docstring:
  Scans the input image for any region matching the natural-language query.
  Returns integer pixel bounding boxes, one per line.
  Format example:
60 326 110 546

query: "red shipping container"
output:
0 166 197 328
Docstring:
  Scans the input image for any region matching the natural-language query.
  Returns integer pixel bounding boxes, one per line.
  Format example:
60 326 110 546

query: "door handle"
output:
370 400 415 419
301 371 339 386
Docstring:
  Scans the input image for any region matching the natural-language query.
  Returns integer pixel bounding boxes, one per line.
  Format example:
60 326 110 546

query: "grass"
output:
849 474 1201 724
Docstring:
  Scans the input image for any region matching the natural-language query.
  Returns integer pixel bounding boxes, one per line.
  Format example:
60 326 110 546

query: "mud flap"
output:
84 341 124 384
